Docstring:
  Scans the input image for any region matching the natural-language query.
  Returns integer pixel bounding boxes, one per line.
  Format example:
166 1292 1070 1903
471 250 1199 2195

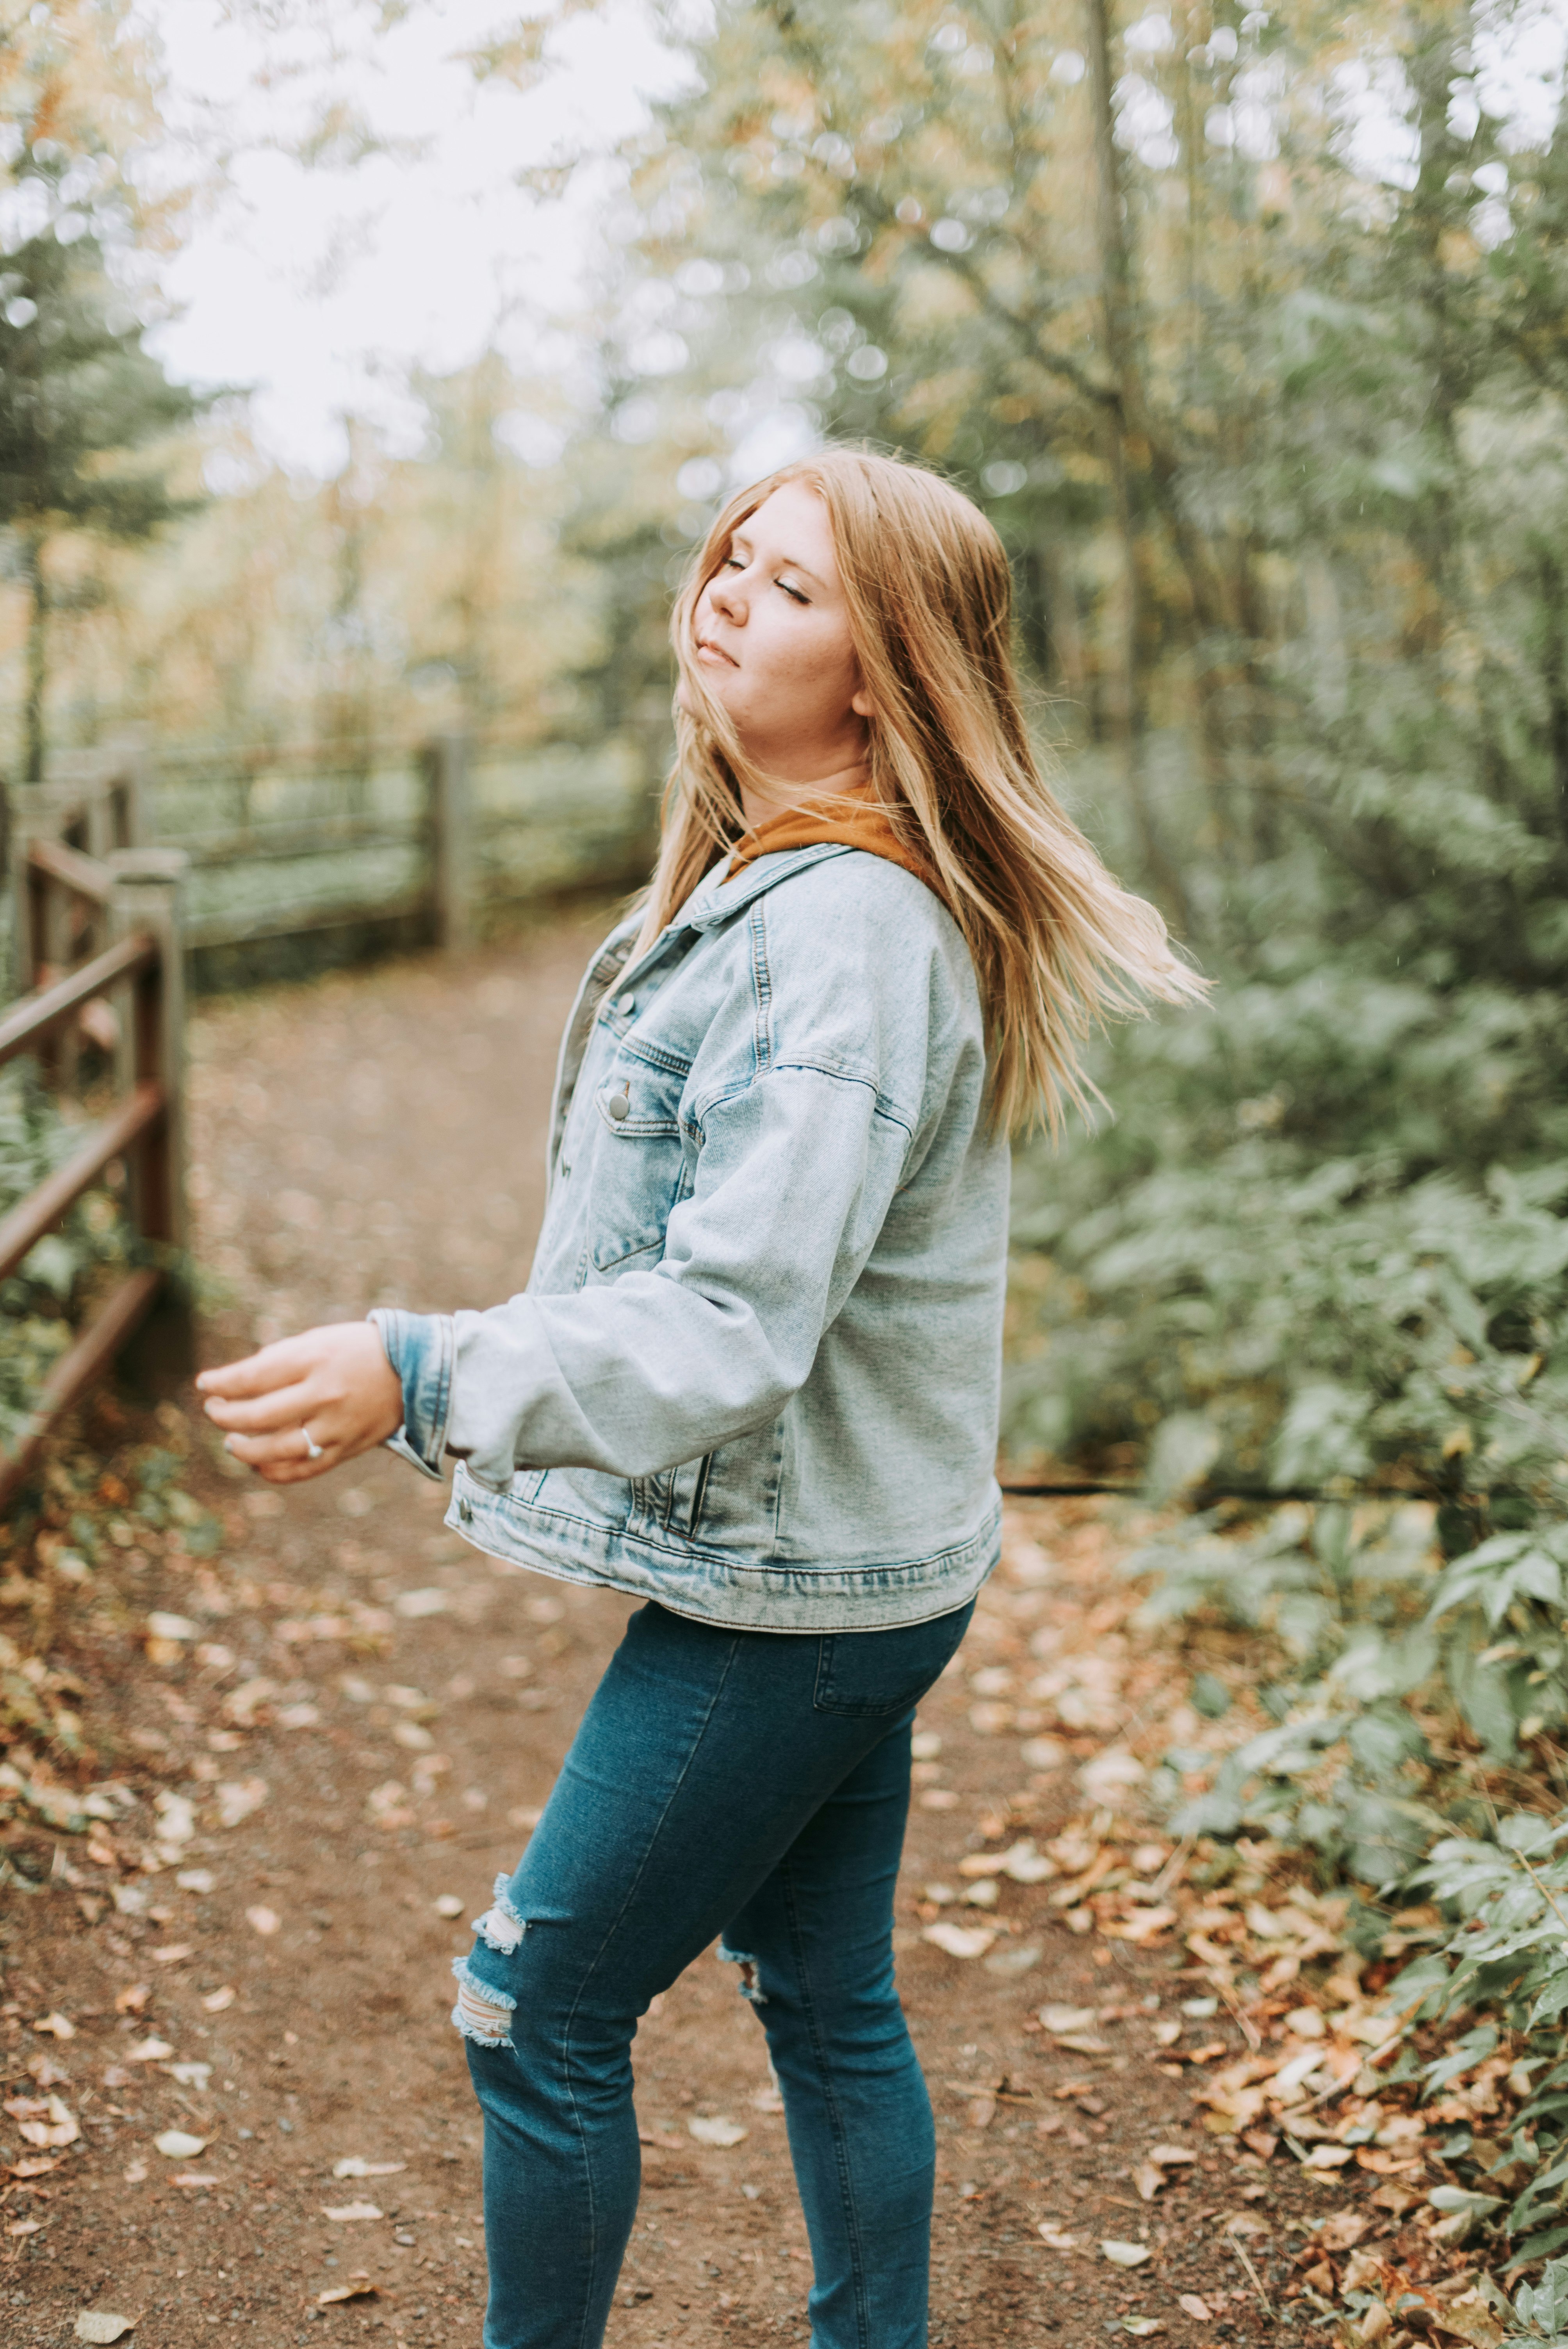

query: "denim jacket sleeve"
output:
372 1057 918 1488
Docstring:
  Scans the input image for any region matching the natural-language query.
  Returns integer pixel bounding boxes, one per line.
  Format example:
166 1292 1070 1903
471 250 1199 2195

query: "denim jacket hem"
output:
444 1460 1001 1634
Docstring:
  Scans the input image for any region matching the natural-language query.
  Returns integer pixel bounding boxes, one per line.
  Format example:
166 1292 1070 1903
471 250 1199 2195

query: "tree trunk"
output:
23 531 48 785
1083 0 1192 929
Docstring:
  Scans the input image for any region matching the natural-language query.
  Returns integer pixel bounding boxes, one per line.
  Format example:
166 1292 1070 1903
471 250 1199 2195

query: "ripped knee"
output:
471 1873 527 1954
450 1874 528 2046
718 1941 766 2006
451 1957 515 2047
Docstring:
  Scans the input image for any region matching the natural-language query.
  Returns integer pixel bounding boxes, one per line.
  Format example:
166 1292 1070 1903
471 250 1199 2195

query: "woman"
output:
198 447 1203 2348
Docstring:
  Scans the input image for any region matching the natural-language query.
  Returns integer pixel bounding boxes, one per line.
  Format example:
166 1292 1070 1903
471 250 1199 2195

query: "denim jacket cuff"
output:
367 1308 454 1481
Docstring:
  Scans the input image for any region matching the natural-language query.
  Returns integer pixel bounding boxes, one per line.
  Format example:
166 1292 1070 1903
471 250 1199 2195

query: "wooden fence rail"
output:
5 727 653 987
0 845 189 1512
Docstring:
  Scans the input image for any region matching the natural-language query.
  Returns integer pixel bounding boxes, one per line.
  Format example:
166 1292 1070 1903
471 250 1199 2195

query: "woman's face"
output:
683 481 873 794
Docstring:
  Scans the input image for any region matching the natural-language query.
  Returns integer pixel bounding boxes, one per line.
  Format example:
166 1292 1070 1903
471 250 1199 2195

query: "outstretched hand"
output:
196 1322 404 1484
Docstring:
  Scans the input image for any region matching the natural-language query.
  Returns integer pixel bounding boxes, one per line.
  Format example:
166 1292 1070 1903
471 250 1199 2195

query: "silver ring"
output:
301 1427 324 1461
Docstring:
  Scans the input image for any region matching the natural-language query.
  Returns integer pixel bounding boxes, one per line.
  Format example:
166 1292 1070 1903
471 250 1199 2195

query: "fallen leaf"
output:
1178 2294 1213 2322
967 2095 996 2129
1123 2325 1164 2340
1147 2145 1196 2167
246 1905 280 1937
434 1895 464 1918
73 2318 136 2346
215 1778 268 1829
201 1987 236 2014
176 1870 215 1895
323 2202 384 2222
318 2284 378 2306
6 2156 62 2180
984 1941 1043 1977
332 2158 407 2180
9 2094 78 2148
33 2011 75 2039
393 1588 448 1619
1055 2032 1112 2055
1039 2005 1099 2035
1038 2225 1078 2251
162 2063 212 2090
171 2173 220 2188
151 1944 194 1965
1000 1840 1058 1884
1304 2145 1355 2169
1361 2306 1393 2344
121 2162 148 2184
147 1612 198 1643
114 1984 150 2015
1021 1736 1068 1772
1133 2162 1164 2202
27 2053 69 2088
126 2038 175 2063
1102 2240 1151 2267
8 2218 41 2237
688 2116 747 2148
1369 2185 1421 2217
922 1922 997 1960
153 2131 206 2160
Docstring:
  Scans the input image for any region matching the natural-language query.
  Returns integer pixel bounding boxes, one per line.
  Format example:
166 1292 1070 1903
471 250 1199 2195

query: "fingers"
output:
196 1337 317 1403
201 1379 315 1436
221 1426 330 1472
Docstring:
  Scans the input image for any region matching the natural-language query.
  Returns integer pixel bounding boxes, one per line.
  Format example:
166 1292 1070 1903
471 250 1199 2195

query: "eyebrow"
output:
729 532 829 592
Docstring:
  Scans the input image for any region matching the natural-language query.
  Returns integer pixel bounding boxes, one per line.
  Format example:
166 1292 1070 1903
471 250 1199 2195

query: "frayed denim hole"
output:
470 1873 527 1955
717 1941 766 2006
451 1955 516 2048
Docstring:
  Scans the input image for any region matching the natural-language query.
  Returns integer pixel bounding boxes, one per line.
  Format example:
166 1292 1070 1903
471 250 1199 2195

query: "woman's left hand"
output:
196 1322 405 1483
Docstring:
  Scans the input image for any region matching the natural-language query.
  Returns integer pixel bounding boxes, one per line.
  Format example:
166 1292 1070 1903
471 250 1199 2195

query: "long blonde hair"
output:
638 446 1206 1136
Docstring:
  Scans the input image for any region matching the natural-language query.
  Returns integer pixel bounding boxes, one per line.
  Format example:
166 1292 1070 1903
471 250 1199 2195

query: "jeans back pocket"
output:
813 1600 975 1719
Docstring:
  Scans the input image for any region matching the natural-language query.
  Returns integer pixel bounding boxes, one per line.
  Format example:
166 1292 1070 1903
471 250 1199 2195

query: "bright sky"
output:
135 0 684 475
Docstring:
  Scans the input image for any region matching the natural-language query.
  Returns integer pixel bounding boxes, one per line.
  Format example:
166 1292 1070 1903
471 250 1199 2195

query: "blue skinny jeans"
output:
454 1594 975 2349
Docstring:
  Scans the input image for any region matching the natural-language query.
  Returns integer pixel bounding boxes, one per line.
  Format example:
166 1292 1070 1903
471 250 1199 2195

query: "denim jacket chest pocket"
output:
580 1027 697 1277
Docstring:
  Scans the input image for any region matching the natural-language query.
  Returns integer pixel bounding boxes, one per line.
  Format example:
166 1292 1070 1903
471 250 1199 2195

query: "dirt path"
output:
3 920 1316 2347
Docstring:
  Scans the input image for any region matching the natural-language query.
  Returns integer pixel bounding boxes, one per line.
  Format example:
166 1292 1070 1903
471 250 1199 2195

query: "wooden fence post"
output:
106 847 194 1379
9 782 61 996
424 731 474 952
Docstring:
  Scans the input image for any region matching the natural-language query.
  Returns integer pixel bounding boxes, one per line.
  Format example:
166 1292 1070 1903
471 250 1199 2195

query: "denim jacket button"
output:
607 1089 630 1121
458 1497 473 1523
617 993 636 1013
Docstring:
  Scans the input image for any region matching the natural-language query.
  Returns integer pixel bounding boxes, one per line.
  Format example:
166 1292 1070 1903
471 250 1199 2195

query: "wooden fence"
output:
4 727 656 996
0 838 189 1509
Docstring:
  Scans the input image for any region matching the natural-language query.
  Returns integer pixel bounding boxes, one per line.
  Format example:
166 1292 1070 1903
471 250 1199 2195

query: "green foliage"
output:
0 1065 132 1451
1508 2259 1568 2345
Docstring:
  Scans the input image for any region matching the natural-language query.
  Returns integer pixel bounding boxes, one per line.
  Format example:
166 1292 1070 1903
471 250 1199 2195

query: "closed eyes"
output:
721 553 810 604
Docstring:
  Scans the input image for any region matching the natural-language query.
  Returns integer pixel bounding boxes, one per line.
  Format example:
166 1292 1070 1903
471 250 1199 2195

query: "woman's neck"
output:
738 759 870 833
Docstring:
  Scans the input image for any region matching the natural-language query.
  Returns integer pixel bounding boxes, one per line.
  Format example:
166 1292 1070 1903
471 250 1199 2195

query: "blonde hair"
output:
638 446 1207 1137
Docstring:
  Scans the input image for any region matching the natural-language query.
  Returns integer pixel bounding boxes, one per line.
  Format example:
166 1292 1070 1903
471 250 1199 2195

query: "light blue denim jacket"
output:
371 842 1009 1631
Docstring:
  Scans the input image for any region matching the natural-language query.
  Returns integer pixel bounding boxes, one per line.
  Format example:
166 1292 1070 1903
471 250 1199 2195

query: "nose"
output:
707 572 744 623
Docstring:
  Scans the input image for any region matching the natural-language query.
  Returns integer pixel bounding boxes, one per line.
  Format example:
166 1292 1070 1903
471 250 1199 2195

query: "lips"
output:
696 636 738 667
